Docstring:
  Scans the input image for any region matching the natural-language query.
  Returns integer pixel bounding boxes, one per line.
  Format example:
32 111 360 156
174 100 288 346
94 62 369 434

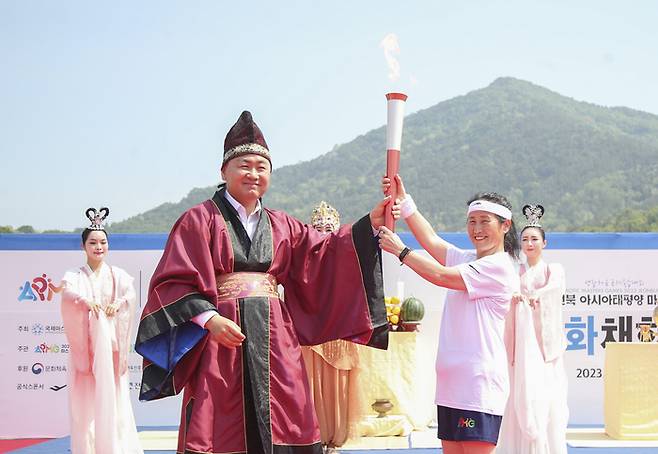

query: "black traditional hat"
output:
222 111 271 167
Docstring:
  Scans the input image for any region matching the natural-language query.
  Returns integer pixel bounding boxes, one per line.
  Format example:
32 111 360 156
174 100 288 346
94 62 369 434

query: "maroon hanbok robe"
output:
136 189 388 454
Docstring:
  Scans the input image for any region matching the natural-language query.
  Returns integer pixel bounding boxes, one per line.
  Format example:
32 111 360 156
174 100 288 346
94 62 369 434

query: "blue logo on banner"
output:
18 282 37 302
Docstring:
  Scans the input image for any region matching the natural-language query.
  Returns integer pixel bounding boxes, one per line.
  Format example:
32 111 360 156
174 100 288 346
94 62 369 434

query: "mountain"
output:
110 77 658 233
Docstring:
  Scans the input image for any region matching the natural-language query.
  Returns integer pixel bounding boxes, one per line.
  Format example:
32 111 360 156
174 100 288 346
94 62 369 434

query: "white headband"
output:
467 200 512 220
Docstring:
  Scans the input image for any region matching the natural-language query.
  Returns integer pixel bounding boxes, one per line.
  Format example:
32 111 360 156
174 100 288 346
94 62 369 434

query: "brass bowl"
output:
372 398 393 418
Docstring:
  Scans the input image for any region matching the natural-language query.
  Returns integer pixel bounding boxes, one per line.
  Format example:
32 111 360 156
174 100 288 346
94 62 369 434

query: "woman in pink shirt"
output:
379 175 520 454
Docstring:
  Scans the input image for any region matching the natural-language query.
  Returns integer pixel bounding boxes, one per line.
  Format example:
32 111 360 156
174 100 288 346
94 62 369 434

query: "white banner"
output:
552 249 658 424
1 233 657 437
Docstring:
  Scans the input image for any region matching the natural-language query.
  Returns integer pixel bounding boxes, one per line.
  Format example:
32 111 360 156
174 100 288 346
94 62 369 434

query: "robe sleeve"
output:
275 212 388 349
60 270 92 374
535 263 567 362
113 267 137 376
512 301 548 441
135 205 220 400
504 302 517 366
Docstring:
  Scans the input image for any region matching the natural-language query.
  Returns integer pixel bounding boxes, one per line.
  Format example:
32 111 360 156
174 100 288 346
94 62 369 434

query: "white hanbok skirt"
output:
497 302 569 454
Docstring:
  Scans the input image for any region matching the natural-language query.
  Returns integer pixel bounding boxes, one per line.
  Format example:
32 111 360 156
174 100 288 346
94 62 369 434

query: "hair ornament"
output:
85 207 110 230
522 204 544 228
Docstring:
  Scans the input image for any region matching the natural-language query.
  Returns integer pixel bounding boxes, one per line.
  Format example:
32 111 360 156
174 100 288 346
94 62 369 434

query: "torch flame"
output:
380 33 400 82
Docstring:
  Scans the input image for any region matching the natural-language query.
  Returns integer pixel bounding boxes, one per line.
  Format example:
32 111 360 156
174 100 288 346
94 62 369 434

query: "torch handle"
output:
385 149 400 231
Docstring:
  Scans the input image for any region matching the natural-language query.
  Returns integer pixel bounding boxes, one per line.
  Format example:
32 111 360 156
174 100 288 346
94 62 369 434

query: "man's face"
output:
221 154 271 206
466 210 509 257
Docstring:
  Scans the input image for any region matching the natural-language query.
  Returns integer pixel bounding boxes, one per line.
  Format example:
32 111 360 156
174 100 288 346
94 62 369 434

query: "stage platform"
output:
4 426 658 453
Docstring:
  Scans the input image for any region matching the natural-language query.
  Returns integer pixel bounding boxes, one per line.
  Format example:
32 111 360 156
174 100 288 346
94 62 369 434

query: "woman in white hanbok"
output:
498 205 569 454
60 208 143 454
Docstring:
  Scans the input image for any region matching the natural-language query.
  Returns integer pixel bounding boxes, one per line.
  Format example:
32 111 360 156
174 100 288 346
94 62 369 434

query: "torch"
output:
385 92 408 231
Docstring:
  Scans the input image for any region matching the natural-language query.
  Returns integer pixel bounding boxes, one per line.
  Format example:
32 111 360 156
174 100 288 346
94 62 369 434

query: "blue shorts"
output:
436 405 502 445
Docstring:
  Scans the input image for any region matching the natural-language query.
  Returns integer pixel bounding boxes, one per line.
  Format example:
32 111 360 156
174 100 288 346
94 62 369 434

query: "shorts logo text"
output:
458 417 476 428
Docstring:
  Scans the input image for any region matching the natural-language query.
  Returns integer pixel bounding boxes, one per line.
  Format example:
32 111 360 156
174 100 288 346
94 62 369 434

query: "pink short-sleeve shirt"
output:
435 245 520 416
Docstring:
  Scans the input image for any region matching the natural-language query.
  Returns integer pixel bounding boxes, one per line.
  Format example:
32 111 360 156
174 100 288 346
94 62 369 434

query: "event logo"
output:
25 363 67 374
457 417 476 428
31 323 44 335
18 274 63 302
34 343 69 354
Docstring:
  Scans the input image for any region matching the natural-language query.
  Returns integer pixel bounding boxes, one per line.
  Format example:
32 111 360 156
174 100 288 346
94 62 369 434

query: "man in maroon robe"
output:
135 111 390 454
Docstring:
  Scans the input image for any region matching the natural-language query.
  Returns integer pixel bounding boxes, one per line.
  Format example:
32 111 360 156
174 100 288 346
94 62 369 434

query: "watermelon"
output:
400 296 425 322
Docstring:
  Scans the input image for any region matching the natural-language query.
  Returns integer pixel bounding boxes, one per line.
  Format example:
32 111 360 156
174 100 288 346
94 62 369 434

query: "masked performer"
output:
61 208 143 454
301 201 361 452
135 111 389 454
498 205 569 454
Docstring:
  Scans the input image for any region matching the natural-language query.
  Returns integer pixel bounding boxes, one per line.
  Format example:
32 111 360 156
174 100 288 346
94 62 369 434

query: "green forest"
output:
4 78 658 234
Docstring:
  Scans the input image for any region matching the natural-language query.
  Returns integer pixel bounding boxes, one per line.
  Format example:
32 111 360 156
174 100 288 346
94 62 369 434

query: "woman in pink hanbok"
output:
498 205 569 454
60 208 143 454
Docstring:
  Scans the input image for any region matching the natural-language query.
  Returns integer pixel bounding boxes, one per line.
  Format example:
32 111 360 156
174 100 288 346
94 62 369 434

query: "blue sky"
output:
1 1 656 230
